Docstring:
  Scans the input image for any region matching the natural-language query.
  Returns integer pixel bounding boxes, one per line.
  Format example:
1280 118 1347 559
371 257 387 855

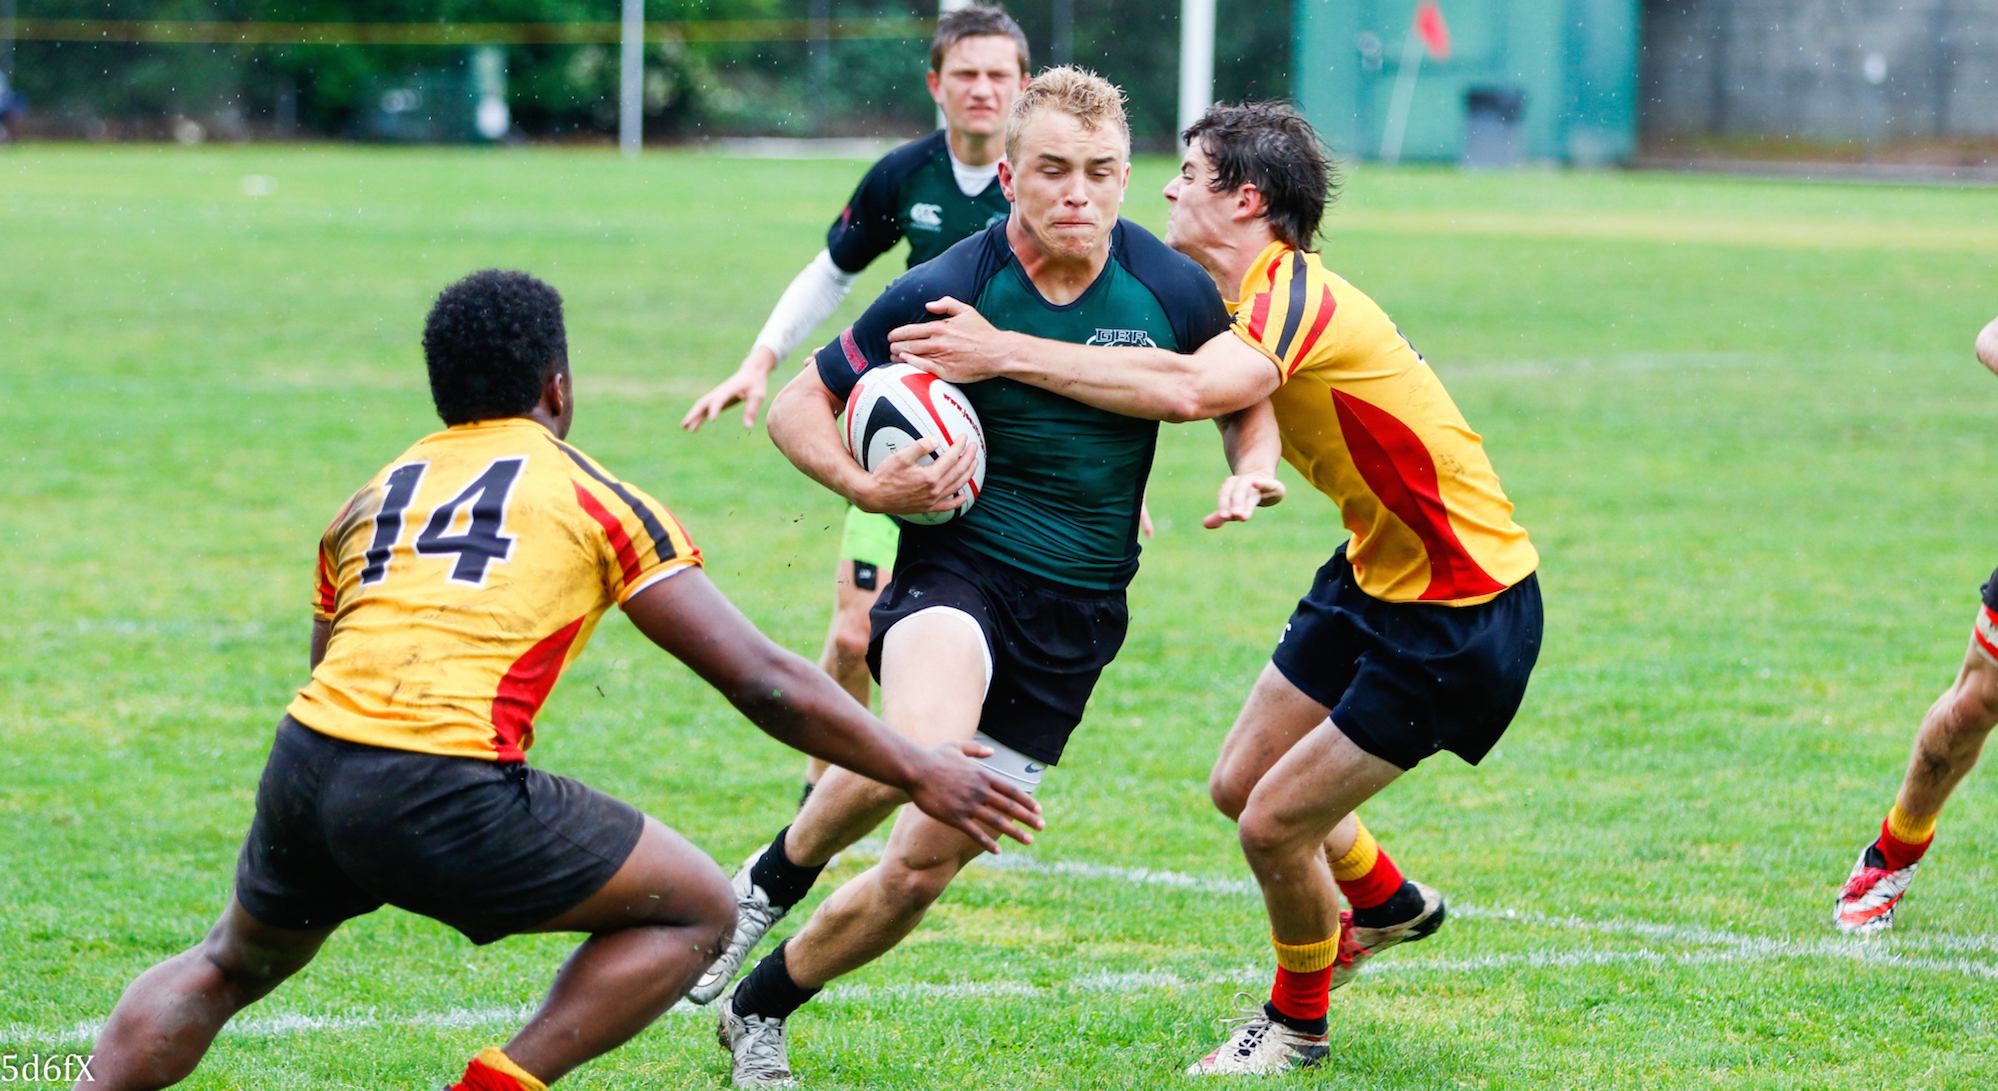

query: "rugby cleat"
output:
1185 994 1331 1076
718 992 798 1088
1333 879 1448 990
1834 846 1918 936
689 846 789 1005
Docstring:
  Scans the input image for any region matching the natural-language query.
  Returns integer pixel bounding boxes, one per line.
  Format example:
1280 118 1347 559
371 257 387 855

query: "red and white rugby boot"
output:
1184 994 1331 1076
1332 880 1447 990
1834 845 1917 936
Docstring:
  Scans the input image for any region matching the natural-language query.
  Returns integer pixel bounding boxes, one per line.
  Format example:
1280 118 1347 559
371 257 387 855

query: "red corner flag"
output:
1414 1 1452 62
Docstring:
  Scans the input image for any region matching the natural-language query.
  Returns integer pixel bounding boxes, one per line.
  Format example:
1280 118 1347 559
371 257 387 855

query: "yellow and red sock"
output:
1269 933 1340 1028
1331 816 1404 910
451 1048 548 1091
1874 803 1937 871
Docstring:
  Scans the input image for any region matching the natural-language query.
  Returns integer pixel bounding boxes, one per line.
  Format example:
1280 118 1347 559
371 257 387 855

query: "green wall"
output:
1294 0 1638 164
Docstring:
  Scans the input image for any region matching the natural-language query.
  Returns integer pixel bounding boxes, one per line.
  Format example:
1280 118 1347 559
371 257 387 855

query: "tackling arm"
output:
889 298 1281 422
624 568 1041 851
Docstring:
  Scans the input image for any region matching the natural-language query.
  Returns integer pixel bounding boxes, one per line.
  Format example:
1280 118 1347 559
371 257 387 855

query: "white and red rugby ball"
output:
842 363 986 526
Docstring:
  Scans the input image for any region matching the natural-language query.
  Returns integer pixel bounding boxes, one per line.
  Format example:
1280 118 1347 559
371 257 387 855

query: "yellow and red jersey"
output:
1231 242 1537 606
289 418 701 761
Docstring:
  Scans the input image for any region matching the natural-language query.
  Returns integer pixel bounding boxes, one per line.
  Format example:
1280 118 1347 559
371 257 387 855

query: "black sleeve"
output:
823 134 940 274
1112 219 1234 352
813 227 1000 402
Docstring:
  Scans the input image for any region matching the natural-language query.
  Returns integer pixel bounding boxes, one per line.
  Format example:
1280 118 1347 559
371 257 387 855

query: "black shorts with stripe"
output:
235 716 643 944
1270 544 1543 770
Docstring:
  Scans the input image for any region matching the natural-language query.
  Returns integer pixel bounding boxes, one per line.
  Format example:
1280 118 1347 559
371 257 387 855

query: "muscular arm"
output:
763 362 975 515
889 298 1281 422
625 568 1040 849
1978 316 1998 377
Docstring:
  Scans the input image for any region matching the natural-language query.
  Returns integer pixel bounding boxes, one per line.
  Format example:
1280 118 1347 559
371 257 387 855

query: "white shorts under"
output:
970 730 1046 793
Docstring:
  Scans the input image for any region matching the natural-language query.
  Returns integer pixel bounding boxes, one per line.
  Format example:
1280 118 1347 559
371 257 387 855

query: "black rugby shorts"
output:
234 717 644 944
866 534 1127 766
1270 544 1543 770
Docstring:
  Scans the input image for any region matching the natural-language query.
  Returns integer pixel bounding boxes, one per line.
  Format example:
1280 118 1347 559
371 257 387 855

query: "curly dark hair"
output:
422 270 568 426
1182 102 1340 251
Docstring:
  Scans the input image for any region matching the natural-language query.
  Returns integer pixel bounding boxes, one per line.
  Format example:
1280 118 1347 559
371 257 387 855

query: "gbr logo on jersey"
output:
1086 328 1157 348
908 203 944 231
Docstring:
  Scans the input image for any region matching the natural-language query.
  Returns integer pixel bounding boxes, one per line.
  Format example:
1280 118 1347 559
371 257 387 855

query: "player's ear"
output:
1236 184 1265 223
926 69 944 105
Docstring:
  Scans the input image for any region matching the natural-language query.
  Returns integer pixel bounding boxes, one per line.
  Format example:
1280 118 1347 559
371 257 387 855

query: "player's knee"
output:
1953 673 1998 735
1235 806 1305 866
877 859 955 914
831 603 874 666
1208 763 1254 822
690 865 738 940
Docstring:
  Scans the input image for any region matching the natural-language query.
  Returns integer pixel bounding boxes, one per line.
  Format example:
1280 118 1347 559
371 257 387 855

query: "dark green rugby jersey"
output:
815 220 1232 590
826 130 1012 273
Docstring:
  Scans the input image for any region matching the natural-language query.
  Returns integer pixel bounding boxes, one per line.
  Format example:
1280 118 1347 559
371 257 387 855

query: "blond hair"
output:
1004 66 1130 161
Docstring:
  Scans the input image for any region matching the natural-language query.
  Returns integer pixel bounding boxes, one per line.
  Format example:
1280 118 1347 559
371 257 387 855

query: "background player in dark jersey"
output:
697 69 1230 1087
680 8 1028 806
1831 315 1998 934
75 271 1041 1091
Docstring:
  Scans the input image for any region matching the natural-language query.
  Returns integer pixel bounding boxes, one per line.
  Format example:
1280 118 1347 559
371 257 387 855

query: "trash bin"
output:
1462 86 1525 168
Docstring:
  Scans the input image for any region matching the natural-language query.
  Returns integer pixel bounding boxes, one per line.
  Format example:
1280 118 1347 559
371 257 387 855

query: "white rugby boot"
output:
718 992 798 1088
1834 846 1918 936
1333 880 1448 989
689 845 789 1005
1184 994 1331 1076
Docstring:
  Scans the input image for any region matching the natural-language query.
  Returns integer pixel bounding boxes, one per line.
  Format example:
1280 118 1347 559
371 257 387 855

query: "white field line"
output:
13 851 1998 1047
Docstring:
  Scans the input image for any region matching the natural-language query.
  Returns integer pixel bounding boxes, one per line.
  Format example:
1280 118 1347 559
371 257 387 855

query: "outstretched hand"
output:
888 297 1012 384
905 739 1045 853
682 347 778 432
1203 474 1285 529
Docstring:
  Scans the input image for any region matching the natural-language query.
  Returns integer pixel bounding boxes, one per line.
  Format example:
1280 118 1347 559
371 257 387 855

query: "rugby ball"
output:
842 363 986 526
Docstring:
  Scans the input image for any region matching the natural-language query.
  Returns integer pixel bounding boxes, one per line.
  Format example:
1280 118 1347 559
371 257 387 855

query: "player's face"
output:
928 36 1025 140
1163 141 1235 256
999 110 1129 262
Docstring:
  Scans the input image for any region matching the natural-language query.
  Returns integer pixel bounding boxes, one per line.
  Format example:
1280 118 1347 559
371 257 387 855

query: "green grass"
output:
2 143 1997 1089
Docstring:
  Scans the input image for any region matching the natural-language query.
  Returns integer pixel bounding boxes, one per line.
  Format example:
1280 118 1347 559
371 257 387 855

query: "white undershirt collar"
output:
948 146 1001 197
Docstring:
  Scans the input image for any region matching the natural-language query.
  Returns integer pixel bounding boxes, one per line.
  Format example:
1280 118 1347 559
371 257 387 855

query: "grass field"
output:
2 143 1996 1090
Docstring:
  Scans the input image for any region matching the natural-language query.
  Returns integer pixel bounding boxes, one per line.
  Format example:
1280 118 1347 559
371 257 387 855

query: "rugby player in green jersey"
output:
699 68 1233 1087
679 7 1026 820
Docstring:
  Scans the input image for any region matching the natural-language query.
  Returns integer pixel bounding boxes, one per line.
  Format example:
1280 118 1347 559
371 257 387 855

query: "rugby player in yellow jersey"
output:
1831 314 1998 935
890 102 1542 1076
75 271 1041 1091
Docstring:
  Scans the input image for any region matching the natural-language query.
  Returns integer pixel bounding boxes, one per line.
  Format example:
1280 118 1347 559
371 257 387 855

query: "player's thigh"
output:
527 816 732 934
1240 719 1403 846
1211 663 1336 818
830 560 886 649
877 608 990 745
206 897 338 988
